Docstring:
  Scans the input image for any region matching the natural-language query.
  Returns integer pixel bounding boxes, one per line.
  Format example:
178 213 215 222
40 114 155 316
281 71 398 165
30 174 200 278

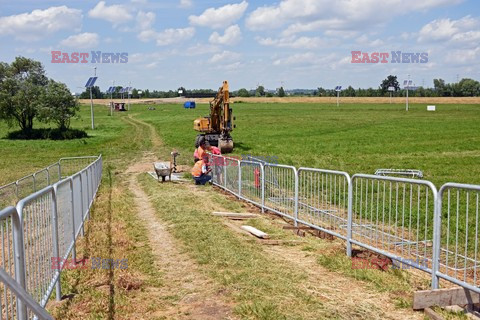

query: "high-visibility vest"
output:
191 160 204 177
197 146 206 159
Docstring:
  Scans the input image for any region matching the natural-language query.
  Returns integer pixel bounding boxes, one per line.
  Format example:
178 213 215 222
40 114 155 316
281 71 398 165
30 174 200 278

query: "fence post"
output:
261 164 265 213
79 172 84 238
33 173 36 192
12 205 27 320
294 168 298 227
431 187 442 289
223 158 227 190
238 162 242 198
346 176 353 257
58 161 62 180
69 178 76 263
51 188 62 301
46 167 50 186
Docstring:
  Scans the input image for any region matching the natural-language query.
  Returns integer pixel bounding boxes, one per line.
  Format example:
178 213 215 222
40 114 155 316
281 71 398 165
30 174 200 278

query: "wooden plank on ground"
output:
212 212 258 219
424 307 444 320
241 225 270 239
413 287 480 310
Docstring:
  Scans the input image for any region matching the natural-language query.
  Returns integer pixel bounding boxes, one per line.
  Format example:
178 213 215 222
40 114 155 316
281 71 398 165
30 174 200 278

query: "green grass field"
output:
136 102 480 186
1 102 479 186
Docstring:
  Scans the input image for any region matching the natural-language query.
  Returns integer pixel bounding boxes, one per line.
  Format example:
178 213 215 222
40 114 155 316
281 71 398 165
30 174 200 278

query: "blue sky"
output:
0 0 479 92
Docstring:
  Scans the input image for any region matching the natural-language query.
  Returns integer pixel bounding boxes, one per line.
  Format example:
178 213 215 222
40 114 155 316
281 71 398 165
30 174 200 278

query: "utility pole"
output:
89 67 97 129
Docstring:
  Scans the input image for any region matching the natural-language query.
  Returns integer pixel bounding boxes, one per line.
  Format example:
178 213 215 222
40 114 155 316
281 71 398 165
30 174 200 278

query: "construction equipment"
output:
193 80 234 153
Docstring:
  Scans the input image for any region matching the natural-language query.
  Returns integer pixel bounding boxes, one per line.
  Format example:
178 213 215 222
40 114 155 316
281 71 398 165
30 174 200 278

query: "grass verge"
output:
47 167 163 319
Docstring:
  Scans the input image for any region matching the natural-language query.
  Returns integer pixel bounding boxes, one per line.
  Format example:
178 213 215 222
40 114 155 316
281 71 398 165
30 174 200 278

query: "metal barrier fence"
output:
210 154 480 294
433 183 480 293
0 155 102 319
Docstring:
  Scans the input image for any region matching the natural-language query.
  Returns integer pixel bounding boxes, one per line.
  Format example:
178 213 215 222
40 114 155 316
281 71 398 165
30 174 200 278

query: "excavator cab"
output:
193 81 234 153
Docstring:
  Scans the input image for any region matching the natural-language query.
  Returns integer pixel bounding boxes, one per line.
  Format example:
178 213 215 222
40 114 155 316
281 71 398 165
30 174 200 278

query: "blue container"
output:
184 101 196 109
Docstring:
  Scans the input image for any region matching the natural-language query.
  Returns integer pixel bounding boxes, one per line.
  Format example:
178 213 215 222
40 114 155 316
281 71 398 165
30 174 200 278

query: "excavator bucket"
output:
219 138 234 154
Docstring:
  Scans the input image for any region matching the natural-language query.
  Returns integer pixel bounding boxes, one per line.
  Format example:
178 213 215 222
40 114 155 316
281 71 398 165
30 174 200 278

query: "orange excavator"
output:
193 80 235 153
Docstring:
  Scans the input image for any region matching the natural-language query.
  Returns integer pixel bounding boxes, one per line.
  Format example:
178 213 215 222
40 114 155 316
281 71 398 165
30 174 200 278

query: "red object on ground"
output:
254 168 260 189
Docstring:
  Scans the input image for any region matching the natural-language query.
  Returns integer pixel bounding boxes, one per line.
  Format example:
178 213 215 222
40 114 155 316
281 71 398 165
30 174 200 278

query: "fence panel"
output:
263 164 298 221
433 183 480 293
59 156 98 178
0 183 18 209
33 170 50 196
297 168 350 240
54 179 74 262
210 154 224 187
239 161 264 208
46 163 61 185
16 188 59 307
224 157 240 196
16 176 35 201
0 206 21 319
350 174 437 273
72 173 84 239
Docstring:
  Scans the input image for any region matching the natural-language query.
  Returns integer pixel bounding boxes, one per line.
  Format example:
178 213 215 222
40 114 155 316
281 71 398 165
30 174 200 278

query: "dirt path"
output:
123 114 422 319
124 115 235 319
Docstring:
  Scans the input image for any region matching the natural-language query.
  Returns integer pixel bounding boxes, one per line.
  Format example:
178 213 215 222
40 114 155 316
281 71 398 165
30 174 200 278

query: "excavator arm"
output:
193 81 234 153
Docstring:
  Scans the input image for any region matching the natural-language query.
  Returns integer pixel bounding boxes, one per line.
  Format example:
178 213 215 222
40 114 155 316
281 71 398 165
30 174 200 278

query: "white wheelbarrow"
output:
153 162 172 182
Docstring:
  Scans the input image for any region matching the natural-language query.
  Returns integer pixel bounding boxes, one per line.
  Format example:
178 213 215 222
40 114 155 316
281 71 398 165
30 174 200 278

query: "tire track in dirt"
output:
124 115 235 319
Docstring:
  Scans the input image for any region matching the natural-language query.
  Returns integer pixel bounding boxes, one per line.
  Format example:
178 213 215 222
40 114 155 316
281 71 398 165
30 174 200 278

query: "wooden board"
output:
424 308 444 320
241 226 270 239
212 212 258 220
413 287 480 310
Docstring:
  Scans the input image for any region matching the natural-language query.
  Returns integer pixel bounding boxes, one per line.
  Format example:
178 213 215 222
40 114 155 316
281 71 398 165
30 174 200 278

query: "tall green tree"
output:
39 80 79 130
255 85 265 97
237 88 250 97
433 78 446 96
278 86 285 97
0 57 48 132
380 75 400 95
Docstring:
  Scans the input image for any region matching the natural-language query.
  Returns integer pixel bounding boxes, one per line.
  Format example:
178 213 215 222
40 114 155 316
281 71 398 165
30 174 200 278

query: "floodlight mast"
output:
404 75 411 111
110 80 115 116
388 86 395 104
90 67 97 129
335 86 342 107
128 81 131 111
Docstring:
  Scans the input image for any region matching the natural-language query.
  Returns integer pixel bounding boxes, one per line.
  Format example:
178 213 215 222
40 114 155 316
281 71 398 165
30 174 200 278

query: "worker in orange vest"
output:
191 155 211 185
194 138 208 163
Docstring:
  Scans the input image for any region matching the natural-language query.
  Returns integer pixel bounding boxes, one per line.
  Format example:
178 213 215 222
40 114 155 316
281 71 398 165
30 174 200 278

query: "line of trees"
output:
78 74 480 99
317 76 480 98
0 57 81 138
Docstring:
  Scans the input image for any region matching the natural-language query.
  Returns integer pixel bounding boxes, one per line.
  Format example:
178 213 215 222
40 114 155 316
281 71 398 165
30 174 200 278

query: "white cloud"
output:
60 33 100 49
272 52 340 68
179 0 193 8
355 35 384 47
257 35 326 49
209 50 241 63
246 0 462 34
88 1 133 25
138 27 195 46
418 16 480 47
183 43 220 56
273 52 316 66
189 1 248 29
0 6 82 41
136 11 156 30
209 25 242 45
